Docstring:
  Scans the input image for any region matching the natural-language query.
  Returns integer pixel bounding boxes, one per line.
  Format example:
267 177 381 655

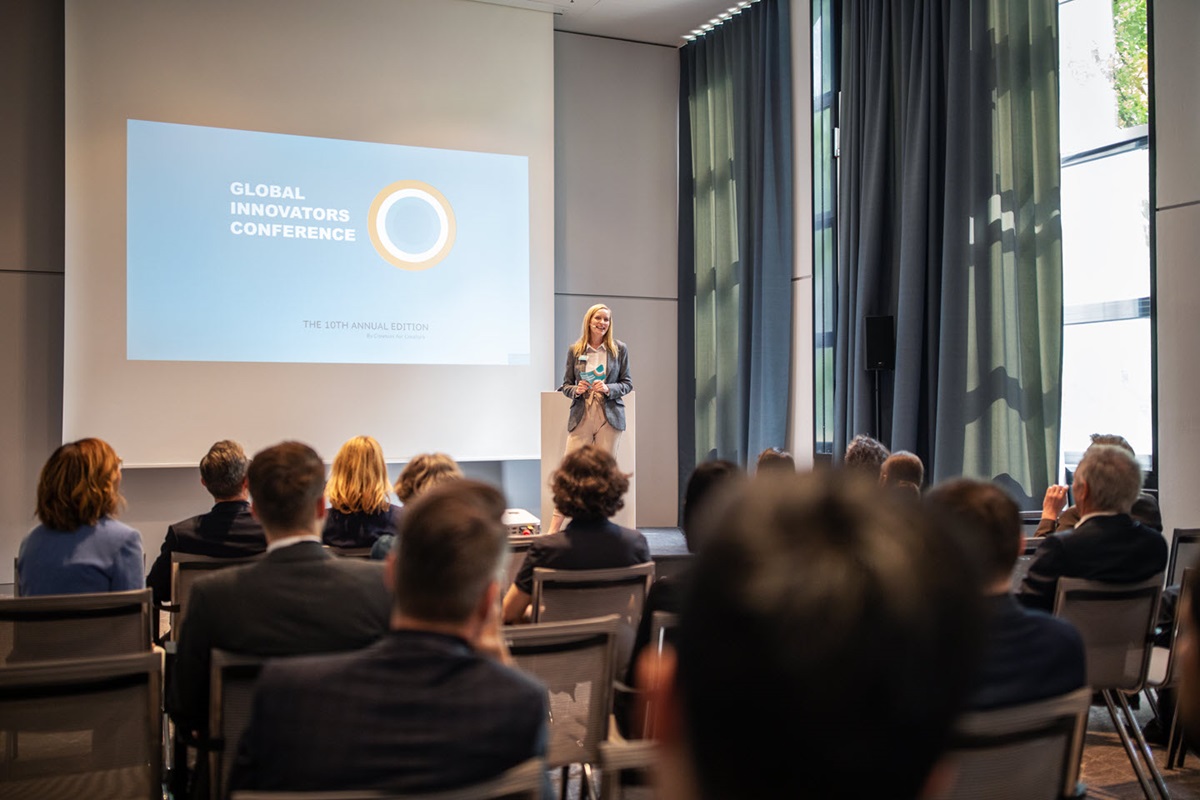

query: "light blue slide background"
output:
127 120 530 364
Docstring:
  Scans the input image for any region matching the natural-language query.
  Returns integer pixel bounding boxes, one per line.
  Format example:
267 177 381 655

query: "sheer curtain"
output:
678 0 794 482
835 0 1062 504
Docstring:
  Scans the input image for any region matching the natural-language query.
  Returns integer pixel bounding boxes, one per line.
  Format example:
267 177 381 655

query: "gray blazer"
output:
560 340 633 432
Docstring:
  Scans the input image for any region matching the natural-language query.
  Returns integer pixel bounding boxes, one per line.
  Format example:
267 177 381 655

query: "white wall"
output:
553 32 680 525
1154 0 1200 536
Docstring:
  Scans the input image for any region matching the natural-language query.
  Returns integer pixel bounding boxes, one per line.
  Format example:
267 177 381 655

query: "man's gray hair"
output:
1076 444 1143 514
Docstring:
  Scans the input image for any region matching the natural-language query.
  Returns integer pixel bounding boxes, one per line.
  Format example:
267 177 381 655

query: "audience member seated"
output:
843 433 890 480
926 478 1086 710
18 437 144 596
1018 444 1167 613
370 451 463 560
755 447 795 474
1036 433 1162 536
169 441 391 771
881 450 925 498
502 445 650 624
321 435 403 549
637 470 982 800
228 480 547 795
146 440 266 605
619 458 742 737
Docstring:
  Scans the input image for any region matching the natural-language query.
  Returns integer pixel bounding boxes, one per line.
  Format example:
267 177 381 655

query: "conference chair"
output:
531 563 655 679
502 536 536 600
1054 574 1167 800
937 687 1091 800
1145 567 1200 769
598 740 658 800
0 650 163 800
1167 529 1200 589
208 649 269 800
229 756 545 799
165 552 262 642
506 615 621 800
0 588 153 665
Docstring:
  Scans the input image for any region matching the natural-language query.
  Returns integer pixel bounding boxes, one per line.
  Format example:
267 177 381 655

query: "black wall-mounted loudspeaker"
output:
864 315 895 371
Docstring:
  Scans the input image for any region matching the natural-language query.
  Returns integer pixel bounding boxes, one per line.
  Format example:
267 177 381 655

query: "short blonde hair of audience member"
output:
394 452 463 502
326 435 392 515
36 438 125 531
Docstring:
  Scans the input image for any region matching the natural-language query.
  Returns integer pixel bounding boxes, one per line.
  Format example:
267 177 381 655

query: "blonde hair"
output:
326 436 392 515
394 453 463 502
571 303 617 359
36 438 125 531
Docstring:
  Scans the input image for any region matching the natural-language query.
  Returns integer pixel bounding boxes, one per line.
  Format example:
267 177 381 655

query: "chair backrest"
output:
229 756 545 799
171 553 261 640
650 553 693 583
505 615 620 770
0 650 163 799
939 686 1091 800
502 537 536 600
1053 574 1163 692
1154 566 1199 689
324 546 374 559
531 563 654 677
0 588 153 665
210 649 269 800
599 740 658 800
1168 528 1200 587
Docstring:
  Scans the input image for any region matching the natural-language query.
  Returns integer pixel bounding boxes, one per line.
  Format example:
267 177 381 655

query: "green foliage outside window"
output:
1111 0 1148 127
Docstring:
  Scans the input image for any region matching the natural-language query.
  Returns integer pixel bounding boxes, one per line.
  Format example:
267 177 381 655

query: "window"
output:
812 0 837 457
1058 0 1153 475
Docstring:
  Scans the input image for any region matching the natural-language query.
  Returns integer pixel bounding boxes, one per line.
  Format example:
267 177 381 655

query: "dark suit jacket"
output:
968 593 1087 710
168 540 390 733
1035 492 1162 537
1017 513 1168 612
560 340 633 432
227 629 547 795
146 501 266 604
513 518 650 595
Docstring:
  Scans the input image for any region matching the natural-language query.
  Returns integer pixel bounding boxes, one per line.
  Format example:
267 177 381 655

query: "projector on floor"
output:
503 508 541 537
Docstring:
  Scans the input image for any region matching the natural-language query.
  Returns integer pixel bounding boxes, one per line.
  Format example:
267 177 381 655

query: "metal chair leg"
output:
1114 690 1172 799
1104 690 1160 799
1166 708 1188 770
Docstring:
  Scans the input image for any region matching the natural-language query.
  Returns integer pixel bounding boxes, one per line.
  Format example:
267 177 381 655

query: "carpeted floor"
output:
1080 702 1200 798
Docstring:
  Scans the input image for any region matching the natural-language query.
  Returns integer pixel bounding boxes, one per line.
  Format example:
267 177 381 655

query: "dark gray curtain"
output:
835 0 1062 505
679 0 794 484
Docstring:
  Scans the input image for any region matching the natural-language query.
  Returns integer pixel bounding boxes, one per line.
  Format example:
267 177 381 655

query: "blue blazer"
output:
560 340 633 432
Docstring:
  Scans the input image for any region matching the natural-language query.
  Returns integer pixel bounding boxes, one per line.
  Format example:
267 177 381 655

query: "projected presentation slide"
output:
126 120 531 365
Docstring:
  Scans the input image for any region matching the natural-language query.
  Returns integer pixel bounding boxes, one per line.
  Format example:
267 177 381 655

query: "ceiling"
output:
469 0 743 47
